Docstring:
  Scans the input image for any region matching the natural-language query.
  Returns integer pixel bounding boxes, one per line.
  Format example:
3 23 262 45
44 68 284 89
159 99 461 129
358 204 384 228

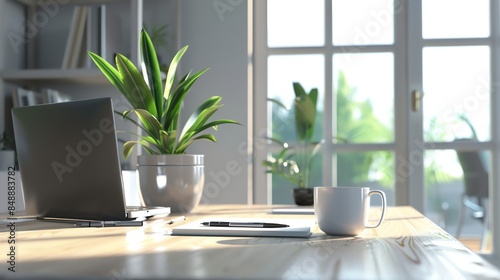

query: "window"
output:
255 0 398 206
254 0 500 257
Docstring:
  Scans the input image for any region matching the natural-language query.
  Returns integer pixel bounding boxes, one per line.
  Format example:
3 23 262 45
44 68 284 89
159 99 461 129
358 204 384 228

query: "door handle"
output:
412 90 423 112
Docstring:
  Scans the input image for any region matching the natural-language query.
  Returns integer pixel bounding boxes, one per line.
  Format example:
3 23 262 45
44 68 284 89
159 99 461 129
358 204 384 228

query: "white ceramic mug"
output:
314 186 386 236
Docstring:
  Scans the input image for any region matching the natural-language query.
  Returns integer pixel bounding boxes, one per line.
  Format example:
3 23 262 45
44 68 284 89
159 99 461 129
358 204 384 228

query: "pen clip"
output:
167 216 186 225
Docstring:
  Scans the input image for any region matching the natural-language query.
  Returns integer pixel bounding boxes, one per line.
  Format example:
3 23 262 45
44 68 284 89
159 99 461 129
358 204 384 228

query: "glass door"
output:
418 0 492 251
256 0 397 207
254 0 498 254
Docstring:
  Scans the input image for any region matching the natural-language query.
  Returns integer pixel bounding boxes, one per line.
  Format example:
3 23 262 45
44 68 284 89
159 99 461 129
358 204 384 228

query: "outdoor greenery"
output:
0 132 14 150
335 71 393 186
89 29 239 158
267 73 480 234
270 71 477 213
263 82 321 189
270 72 393 194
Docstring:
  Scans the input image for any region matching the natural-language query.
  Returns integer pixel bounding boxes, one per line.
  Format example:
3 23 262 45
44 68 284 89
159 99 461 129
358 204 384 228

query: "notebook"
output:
11 98 170 221
271 208 315 215
172 218 315 238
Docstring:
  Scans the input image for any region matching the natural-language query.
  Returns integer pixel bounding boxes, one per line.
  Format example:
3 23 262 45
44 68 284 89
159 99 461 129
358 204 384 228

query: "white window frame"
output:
253 0 500 262
253 0 408 205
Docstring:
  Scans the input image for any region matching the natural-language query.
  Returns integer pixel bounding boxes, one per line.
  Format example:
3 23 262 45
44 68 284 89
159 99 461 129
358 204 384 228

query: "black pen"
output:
201 221 289 228
75 221 143 227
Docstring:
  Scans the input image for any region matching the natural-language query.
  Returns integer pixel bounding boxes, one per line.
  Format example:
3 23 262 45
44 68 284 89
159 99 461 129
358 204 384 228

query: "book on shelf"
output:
41 89 71 104
12 88 39 108
85 5 106 68
62 6 89 69
63 5 107 69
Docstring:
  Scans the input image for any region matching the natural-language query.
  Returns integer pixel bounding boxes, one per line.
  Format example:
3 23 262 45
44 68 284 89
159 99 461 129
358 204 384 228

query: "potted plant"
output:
88 29 239 213
0 132 16 170
262 82 322 205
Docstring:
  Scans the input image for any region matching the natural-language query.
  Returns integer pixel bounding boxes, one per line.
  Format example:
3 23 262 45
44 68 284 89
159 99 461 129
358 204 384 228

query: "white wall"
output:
178 0 250 204
0 0 251 205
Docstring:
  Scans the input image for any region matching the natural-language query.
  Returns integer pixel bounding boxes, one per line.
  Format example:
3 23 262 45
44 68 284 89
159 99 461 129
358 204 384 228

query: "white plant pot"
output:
0 150 15 171
0 171 25 214
137 154 204 213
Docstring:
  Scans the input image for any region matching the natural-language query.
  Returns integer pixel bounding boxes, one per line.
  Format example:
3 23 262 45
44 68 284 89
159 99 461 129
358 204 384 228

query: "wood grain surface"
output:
1 205 499 279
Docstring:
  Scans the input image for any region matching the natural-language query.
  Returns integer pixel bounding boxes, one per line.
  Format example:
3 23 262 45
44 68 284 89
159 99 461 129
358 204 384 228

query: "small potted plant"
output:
262 82 322 205
89 29 239 213
0 132 16 170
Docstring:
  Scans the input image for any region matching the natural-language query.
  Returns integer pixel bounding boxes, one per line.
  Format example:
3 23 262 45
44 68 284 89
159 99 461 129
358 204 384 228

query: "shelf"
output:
0 68 110 86
15 0 123 5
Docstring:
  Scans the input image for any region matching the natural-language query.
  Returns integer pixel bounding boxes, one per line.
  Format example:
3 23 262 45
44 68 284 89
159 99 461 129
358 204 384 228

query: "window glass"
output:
267 0 325 47
423 46 490 142
333 53 394 143
268 54 325 143
336 151 395 206
332 0 394 46
268 55 325 204
424 149 490 252
422 0 489 39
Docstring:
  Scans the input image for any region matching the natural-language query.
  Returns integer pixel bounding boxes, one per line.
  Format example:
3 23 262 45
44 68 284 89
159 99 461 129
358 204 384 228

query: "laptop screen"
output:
12 98 129 221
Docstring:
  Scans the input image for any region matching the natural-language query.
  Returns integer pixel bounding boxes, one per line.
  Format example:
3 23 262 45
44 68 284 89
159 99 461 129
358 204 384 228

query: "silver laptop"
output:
11 98 170 221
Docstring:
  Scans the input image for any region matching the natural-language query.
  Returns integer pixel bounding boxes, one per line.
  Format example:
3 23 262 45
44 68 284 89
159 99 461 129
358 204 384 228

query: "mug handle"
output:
365 190 386 228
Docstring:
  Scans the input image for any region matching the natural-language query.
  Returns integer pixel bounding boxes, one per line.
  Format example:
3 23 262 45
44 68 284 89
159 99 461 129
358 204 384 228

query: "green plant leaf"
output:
278 147 289 159
262 161 275 168
117 111 164 144
174 139 193 154
145 24 169 50
122 141 137 159
294 96 315 141
123 138 164 159
194 119 240 134
116 54 157 116
92 38 239 156
127 137 165 157
178 105 221 145
123 109 163 141
123 140 159 159
140 29 163 118
293 83 318 142
173 133 215 154
193 134 217 142
159 130 177 154
160 71 190 126
293 82 307 99
164 45 188 102
268 98 290 110
179 96 221 140
163 68 209 130
139 139 161 155
88 51 128 97
118 116 153 141
309 88 318 108
115 110 148 134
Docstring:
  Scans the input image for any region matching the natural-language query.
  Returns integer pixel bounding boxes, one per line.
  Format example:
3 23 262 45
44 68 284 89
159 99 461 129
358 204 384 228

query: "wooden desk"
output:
1 205 499 279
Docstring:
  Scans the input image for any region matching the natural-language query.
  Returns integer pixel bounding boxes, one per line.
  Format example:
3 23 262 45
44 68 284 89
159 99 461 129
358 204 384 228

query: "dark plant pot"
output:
293 188 314 206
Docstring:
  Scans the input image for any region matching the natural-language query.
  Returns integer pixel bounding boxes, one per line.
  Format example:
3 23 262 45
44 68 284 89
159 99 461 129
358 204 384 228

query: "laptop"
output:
11 98 170 221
